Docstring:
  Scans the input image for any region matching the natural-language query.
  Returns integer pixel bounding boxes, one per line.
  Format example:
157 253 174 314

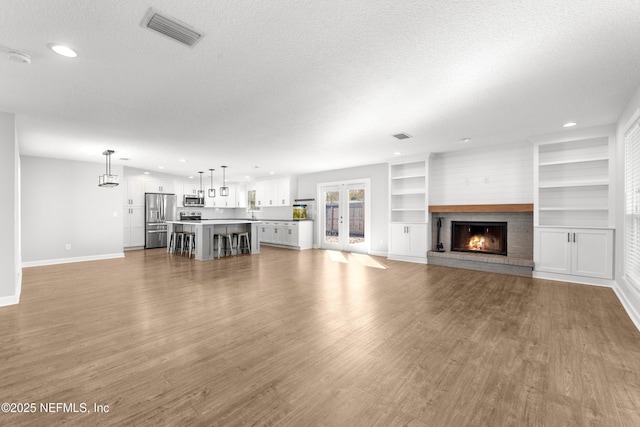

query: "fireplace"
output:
451 221 507 256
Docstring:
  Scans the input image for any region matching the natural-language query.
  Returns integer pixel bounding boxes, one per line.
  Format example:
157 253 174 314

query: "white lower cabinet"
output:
534 227 614 280
388 223 427 263
259 221 312 250
123 206 145 248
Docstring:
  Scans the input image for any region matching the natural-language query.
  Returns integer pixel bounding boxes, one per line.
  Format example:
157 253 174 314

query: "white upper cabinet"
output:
254 177 296 207
123 178 145 206
144 179 174 194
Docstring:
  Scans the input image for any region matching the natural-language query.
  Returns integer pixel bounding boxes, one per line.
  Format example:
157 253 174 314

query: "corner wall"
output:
21 156 124 266
614 84 640 330
0 112 20 306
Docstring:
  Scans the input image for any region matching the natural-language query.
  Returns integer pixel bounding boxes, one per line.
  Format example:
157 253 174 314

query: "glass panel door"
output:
322 185 342 250
346 184 366 252
320 182 369 253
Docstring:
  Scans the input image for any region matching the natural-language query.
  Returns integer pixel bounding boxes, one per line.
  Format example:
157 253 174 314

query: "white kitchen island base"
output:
167 220 261 261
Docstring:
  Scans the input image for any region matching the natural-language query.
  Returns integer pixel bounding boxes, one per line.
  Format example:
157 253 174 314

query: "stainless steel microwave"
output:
183 195 205 207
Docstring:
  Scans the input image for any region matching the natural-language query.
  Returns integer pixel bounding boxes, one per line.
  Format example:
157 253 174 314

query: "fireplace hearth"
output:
451 221 507 256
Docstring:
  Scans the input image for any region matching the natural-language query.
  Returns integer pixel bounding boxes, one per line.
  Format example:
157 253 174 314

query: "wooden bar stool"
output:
233 231 251 254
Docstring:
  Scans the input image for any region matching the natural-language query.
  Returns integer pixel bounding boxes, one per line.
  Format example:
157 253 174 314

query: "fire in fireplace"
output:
451 221 507 256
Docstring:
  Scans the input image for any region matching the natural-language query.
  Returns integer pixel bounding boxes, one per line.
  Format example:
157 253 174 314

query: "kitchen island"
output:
167 220 261 261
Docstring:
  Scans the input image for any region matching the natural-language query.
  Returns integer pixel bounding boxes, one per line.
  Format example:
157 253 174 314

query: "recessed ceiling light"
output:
48 44 77 58
158 166 164 169
563 122 577 127
188 176 194 179
269 171 275 175
393 152 402 156
144 172 150 175
179 159 187 162
460 137 472 143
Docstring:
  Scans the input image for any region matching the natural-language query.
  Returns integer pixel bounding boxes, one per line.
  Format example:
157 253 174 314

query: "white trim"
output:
387 254 429 264
0 294 19 307
613 279 640 332
532 271 614 288
22 253 125 268
369 250 387 258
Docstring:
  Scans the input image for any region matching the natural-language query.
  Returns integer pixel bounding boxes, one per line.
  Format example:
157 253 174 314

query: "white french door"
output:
319 180 370 253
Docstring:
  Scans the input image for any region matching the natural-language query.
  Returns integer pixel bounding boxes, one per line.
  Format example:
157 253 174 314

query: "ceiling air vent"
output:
141 8 204 48
392 133 412 140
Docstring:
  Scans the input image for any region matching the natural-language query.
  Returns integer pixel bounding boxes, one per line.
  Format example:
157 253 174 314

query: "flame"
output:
468 235 486 251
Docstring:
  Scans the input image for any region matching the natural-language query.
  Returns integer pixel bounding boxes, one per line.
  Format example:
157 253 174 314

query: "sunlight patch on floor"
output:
351 253 387 269
326 250 387 269
327 250 349 263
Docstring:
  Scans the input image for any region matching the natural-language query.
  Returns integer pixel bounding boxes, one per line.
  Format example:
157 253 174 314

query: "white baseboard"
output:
387 254 428 264
0 294 19 307
369 250 387 258
612 280 640 332
22 253 125 268
532 271 614 288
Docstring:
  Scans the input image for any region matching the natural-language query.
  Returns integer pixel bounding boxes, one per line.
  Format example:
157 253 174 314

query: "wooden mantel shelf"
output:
429 203 534 213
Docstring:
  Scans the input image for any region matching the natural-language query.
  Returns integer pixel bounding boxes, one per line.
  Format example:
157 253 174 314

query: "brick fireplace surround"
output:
428 204 534 277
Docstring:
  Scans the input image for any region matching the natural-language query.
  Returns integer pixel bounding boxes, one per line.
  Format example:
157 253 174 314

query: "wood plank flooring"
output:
1 247 639 426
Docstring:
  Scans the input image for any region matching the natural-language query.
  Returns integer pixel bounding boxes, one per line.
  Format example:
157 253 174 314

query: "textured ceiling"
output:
2 0 640 181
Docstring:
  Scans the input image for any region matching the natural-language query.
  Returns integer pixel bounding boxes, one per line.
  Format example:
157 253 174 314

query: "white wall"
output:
0 112 21 306
297 163 388 255
429 141 533 205
614 83 640 329
21 156 124 265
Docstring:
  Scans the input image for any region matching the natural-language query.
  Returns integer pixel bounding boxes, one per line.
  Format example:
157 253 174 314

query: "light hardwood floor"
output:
1 247 639 426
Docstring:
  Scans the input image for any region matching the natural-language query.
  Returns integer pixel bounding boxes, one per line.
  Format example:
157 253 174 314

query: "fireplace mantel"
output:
429 203 533 213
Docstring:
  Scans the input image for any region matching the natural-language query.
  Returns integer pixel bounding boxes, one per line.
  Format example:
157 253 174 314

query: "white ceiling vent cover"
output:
141 8 204 47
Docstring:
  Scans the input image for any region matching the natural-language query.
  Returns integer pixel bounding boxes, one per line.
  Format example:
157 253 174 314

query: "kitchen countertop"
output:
168 219 261 225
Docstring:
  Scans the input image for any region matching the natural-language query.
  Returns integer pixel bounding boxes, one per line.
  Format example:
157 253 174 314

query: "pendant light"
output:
197 171 204 198
208 168 216 198
98 150 119 187
220 165 229 196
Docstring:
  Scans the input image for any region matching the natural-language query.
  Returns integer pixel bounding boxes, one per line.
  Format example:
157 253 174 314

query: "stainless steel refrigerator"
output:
145 193 177 249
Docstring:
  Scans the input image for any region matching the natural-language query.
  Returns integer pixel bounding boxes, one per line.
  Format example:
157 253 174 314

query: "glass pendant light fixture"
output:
98 149 119 187
220 165 229 196
208 168 216 197
197 171 205 198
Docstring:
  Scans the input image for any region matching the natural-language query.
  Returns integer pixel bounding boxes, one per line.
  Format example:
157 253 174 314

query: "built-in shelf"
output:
389 157 428 224
531 126 614 228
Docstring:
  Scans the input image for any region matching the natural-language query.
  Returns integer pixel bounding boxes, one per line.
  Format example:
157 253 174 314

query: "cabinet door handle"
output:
568 233 570 242
573 233 576 243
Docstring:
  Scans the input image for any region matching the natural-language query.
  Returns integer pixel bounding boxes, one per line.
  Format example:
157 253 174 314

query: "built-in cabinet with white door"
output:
144 179 174 194
123 206 145 248
534 227 613 280
123 178 145 248
388 155 429 263
259 221 313 250
389 223 428 261
255 177 296 207
531 125 615 285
